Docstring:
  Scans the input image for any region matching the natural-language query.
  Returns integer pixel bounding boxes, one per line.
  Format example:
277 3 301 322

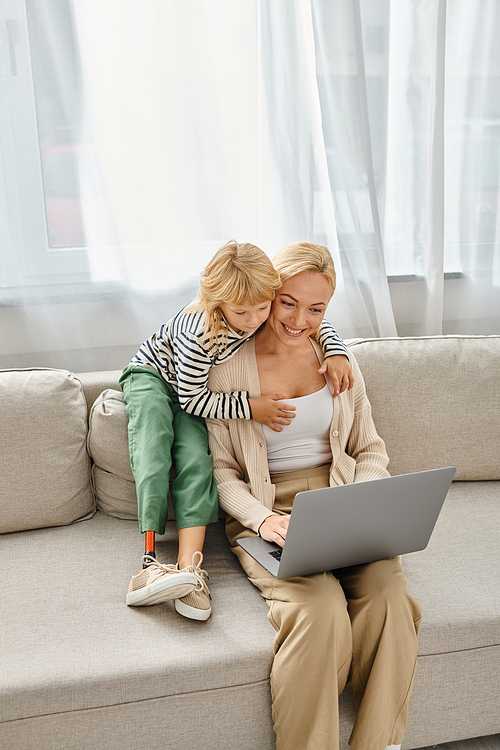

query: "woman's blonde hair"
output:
185 240 281 350
272 241 336 341
272 241 336 294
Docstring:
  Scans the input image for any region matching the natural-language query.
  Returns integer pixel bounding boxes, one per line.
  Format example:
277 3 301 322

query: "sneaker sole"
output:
175 597 212 621
126 572 197 607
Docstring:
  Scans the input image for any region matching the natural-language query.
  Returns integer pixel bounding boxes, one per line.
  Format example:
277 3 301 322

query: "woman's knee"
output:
343 558 422 625
345 557 406 597
271 572 352 642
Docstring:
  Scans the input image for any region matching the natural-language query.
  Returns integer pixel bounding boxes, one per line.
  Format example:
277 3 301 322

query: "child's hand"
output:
318 355 354 397
249 395 296 432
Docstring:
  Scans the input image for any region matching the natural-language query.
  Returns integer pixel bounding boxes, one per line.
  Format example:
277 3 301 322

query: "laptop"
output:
237 467 456 579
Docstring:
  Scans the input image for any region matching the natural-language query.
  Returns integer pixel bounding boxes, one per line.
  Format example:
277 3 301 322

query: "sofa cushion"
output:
0 368 94 533
87 389 138 519
0 513 275 725
402 480 500 655
1 484 498 739
348 335 500 480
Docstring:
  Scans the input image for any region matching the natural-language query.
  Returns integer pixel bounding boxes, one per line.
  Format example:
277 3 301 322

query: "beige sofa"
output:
1 335 499 750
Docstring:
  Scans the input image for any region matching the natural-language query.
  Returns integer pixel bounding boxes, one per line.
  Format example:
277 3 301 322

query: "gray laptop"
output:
237 467 456 579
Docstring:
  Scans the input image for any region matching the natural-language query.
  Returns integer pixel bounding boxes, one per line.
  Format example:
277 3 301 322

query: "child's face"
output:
219 300 272 334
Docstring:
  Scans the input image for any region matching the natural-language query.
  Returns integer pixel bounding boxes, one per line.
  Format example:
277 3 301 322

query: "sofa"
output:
1 335 499 750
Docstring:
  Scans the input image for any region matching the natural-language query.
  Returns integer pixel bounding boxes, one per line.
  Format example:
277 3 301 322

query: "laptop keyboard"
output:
269 549 282 561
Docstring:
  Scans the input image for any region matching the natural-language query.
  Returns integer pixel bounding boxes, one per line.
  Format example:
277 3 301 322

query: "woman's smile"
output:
281 322 307 337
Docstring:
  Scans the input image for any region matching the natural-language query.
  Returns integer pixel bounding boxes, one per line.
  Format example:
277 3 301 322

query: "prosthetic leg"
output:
143 531 156 567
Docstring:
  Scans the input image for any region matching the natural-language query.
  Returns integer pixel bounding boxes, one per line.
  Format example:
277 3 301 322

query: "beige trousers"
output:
226 464 422 750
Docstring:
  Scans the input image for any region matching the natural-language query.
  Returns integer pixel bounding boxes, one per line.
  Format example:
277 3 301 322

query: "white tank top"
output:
262 383 333 474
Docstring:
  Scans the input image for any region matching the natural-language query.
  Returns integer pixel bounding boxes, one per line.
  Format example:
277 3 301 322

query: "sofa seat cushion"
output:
2 483 499 727
0 513 274 724
0 368 94 533
403 480 500 656
348 335 500 480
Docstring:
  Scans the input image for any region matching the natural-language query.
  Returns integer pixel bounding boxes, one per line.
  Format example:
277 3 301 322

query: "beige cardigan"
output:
206 338 390 534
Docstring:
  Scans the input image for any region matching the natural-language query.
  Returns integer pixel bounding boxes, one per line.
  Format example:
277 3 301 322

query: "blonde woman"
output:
206 242 421 748
120 240 352 619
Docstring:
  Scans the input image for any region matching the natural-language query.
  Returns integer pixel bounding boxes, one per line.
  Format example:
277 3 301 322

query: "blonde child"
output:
120 240 352 620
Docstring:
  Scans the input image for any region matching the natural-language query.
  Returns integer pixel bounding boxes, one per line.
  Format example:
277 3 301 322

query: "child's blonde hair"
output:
186 240 281 350
272 241 336 341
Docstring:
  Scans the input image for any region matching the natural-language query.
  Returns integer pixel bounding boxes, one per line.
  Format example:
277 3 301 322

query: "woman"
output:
206 242 422 750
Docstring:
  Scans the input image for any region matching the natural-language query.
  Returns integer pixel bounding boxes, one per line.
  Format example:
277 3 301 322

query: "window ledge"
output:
387 272 464 283
0 281 198 308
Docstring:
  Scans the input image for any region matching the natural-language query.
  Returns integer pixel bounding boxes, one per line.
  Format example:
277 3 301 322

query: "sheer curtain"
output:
1 0 499 372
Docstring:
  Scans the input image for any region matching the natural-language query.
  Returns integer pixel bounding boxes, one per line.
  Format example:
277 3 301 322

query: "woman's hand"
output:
249 395 296 432
318 355 354 397
258 514 290 547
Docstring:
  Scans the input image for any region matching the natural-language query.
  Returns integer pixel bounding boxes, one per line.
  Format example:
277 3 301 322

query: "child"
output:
120 240 353 620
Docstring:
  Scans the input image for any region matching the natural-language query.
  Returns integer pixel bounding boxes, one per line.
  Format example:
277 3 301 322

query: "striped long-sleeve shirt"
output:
130 307 348 420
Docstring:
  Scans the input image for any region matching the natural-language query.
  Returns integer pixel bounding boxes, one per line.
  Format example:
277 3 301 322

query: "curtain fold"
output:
425 0 447 334
311 0 398 336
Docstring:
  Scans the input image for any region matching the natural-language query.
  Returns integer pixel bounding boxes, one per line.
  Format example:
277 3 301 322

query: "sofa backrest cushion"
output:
0 368 94 534
87 389 139 519
347 335 500 480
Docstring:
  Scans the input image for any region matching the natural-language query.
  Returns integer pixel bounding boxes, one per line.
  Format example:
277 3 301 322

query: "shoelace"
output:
190 551 209 593
141 552 209 592
192 566 209 592
141 555 179 577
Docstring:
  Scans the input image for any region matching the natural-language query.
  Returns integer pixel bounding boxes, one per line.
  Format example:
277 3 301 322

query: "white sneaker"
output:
175 552 212 621
126 555 197 606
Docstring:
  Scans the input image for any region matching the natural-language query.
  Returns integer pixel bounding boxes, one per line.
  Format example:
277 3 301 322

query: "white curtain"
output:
1 0 499 371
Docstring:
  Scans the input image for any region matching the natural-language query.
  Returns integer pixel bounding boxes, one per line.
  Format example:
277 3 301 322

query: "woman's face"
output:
266 271 332 345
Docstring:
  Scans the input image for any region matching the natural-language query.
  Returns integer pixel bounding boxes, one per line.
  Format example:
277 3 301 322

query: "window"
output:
1 0 262 291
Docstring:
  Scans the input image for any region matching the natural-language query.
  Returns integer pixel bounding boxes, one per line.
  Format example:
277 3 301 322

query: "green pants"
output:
119 365 219 534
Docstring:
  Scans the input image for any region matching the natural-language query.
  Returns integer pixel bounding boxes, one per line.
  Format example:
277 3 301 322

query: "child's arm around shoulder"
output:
317 318 354 397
